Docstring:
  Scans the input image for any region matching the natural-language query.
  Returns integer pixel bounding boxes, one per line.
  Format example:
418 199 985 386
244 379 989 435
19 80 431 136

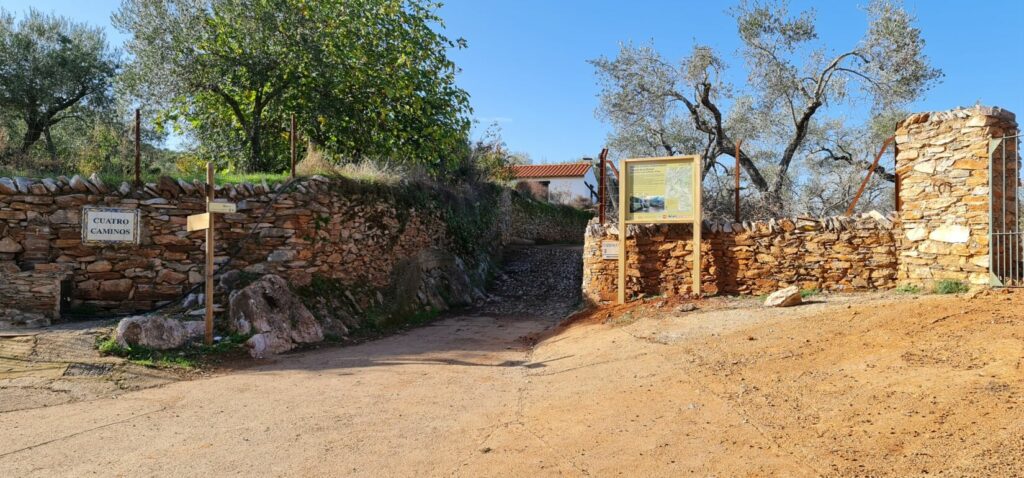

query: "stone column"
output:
895 106 1018 286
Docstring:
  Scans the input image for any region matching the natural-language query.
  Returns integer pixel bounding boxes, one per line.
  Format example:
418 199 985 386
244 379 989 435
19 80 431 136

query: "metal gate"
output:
990 134 1022 286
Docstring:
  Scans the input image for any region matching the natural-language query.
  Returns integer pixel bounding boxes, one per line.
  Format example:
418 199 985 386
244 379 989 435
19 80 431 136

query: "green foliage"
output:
800 288 821 299
895 283 922 294
115 0 471 174
95 331 249 369
442 185 501 257
448 123 530 183
0 8 120 167
933 279 969 295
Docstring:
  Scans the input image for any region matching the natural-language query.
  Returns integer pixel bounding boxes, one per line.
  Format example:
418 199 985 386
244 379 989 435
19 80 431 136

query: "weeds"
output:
933 279 969 295
95 332 249 369
895 283 922 294
800 288 821 299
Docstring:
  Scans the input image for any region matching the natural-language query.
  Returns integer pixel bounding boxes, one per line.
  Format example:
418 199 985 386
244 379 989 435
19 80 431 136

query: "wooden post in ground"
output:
693 157 703 297
617 157 626 304
204 162 215 345
290 114 297 178
134 109 142 188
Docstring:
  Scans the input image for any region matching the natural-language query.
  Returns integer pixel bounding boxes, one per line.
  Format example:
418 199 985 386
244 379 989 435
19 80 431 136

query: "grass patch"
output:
933 279 969 295
895 283 922 294
95 332 249 369
800 288 821 299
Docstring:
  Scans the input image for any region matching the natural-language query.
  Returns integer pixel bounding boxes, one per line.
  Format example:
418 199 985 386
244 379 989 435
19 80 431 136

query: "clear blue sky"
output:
7 0 1024 163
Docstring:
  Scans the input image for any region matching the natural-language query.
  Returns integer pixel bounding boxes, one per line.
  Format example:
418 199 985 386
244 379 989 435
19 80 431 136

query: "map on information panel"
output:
624 157 696 223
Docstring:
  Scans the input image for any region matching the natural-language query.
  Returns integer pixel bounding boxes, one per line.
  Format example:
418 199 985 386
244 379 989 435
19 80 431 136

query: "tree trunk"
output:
247 114 262 173
20 120 45 154
43 125 58 163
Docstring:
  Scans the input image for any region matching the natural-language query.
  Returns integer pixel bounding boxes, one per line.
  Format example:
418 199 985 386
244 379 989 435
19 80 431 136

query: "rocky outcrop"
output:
115 315 204 350
391 248 483 316
228 274 325 358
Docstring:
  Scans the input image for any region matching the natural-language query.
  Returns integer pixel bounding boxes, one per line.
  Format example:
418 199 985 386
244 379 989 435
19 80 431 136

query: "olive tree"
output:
591 0 941 215
0 8 118 162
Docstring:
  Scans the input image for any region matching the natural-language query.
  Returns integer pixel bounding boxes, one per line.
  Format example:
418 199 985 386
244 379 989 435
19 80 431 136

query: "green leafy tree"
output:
115 0 470 174
591 0 942 214
0 8 118 162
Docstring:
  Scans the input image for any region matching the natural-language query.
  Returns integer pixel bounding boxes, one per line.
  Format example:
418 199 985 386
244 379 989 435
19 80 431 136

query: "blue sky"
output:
7 0 1024 163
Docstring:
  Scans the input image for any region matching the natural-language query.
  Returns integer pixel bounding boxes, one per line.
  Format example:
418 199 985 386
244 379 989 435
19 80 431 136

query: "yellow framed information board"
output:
618 155 702 303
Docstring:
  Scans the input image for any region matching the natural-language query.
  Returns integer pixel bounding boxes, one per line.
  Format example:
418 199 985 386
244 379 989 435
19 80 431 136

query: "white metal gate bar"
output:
990 134 1022 286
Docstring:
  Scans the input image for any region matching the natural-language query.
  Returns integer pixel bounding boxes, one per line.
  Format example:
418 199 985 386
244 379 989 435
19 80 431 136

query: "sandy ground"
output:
1 289 1020 477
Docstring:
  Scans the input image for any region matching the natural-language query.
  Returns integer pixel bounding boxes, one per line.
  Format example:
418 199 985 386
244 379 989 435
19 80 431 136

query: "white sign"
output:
208 202 237 213
82 207 140 245
602 241 618 260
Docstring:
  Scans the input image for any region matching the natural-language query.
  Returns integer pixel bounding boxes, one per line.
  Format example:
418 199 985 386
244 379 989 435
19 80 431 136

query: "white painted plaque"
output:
82 207 140 245
208 202 237 213
601 241 618 260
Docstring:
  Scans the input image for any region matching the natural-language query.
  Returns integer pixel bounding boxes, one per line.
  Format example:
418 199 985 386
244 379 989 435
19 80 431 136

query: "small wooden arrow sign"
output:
187 212 210 232
208 202 237 214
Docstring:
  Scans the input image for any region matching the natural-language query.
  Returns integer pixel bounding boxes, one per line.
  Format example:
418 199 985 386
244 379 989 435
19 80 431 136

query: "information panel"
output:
617 155 703 303
623 157 696 223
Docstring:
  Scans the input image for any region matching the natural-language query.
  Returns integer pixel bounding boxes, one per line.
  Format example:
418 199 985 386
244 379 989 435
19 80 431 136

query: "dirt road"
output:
1 247 1022 476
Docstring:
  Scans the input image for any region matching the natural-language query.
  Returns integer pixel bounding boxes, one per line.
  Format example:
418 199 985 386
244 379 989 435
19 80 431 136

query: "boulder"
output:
115 315 204 349
228 274 323 358
764 286 802 308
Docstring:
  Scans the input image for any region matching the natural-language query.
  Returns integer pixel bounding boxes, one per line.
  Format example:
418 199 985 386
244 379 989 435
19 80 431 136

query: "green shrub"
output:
96 336 126 355
933 279 969 295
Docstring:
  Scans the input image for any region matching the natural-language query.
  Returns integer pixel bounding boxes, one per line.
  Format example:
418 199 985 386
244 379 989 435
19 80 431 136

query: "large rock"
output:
115 315 204 349
391 248 481 316
228 274 323 358
764 286 802 307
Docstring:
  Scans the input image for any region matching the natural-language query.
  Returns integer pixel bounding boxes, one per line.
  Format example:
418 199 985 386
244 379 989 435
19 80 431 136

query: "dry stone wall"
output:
583 214 898 303
895 106 1018 286
0 174 587 321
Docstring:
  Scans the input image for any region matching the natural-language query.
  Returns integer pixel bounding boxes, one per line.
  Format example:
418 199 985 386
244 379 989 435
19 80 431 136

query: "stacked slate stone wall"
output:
582 214 898 303
0 266 64 327
0 174 588 322
895 106 1018 286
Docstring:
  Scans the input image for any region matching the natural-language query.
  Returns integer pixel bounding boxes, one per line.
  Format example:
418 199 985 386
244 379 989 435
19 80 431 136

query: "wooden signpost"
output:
617 155 703 304
185 163 236 345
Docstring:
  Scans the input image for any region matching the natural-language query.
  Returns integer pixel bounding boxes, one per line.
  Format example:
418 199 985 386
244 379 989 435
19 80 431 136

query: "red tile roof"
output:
512 162 591 179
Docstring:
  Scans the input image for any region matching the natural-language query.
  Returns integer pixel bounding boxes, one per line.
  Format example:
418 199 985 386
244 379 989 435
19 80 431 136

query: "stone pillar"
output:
895 106 1018 286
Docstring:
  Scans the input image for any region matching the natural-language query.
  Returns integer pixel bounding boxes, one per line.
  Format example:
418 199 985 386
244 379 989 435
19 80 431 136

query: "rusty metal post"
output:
290 113 297 178
893 141 901 212
734 139 743 223
846 136 896 216
598 148 608 224
134 109 141 188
